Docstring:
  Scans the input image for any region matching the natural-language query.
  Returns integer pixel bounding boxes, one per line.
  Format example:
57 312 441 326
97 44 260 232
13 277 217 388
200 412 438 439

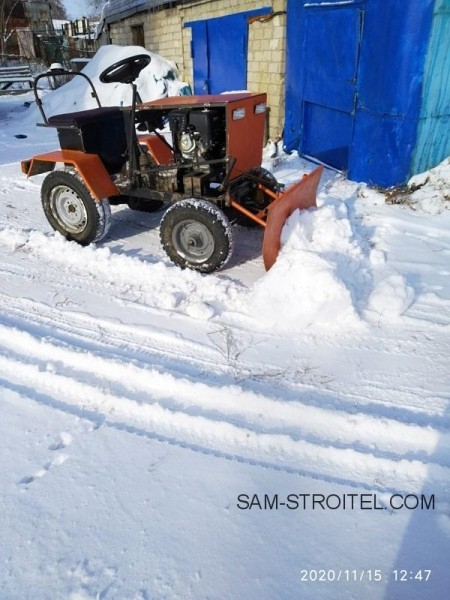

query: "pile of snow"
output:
247 153 450 329
0 226 242 322
407 157 450 214
248 195 366 332
33 44 190 120
368 273 415 317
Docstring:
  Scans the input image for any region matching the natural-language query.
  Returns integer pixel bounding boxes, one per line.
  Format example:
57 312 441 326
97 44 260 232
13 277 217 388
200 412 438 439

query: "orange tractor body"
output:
21 55 322 272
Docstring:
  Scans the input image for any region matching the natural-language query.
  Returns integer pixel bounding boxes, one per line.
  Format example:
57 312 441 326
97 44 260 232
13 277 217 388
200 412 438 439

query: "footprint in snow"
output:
18 452 69 486
18 432 72 487
48 431 73 451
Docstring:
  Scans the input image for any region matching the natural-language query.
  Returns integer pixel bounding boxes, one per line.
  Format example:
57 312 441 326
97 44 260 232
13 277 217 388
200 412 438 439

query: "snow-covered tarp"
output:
0 46 450 599
36 44 190 120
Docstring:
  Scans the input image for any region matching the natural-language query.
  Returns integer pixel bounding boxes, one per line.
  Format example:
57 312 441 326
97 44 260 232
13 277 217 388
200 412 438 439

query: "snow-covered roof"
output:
103 0 175 24
53 19 70 29
52 19 69 35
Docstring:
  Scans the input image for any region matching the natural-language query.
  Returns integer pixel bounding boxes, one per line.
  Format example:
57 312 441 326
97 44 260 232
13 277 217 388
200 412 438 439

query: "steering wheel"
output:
99 54 151 84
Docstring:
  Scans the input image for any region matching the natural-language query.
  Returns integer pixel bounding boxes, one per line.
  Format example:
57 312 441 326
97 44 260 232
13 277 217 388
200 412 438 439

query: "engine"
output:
168 108 226 165
127 106 228 197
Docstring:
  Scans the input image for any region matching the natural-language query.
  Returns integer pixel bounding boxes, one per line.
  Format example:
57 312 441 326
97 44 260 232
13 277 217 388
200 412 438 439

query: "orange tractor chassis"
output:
21 54 322 273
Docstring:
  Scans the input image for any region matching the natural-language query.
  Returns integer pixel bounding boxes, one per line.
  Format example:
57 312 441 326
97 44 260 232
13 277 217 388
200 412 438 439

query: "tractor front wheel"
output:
159 199 233 273
41 170 111 245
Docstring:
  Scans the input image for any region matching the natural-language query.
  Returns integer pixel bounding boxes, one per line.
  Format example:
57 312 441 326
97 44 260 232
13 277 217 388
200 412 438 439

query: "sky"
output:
62 0 94 20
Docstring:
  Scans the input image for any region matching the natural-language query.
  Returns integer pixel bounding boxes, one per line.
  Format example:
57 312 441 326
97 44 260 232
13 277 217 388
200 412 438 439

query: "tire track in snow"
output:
0 266 449 425
0 351 448 497
2 222 450 370
1 287 449 434
0 324 450 497
1 225 449 493
0 291 221 379
1 320 449 467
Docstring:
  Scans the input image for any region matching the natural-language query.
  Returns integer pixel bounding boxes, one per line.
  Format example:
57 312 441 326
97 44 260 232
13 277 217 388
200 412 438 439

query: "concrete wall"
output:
106 0 287 139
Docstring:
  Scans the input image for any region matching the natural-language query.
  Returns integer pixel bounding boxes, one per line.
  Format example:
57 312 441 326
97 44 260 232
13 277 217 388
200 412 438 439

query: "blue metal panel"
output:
207 14 248 94
286 0 436 186
302 6 361 113
302 103 353 168
351 113 417 186
190 21 209 94
411 0 450 175
284 0 305 151
186 8 271 95
351 0 435 186
285 0 363 171
356 0 434 115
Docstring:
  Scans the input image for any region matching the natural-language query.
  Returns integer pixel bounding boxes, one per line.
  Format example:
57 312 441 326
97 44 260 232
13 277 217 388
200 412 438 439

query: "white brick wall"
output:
107 0 287 138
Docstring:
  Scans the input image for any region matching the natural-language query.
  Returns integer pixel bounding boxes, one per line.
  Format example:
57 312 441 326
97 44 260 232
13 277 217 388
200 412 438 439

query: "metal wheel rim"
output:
172 219 215 264
50 185 88 234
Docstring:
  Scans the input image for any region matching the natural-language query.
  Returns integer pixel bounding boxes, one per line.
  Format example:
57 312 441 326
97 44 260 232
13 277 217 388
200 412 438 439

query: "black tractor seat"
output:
48 106 128 174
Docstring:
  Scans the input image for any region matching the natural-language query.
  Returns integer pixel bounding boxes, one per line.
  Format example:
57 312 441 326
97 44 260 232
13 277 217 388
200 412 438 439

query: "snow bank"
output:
29 45 190 122
368 274 415 317
248 199 364 332
0 225 243 322
407 157 450 214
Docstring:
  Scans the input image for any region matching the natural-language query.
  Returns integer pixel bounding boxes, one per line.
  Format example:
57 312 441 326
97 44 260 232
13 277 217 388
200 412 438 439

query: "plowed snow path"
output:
1 236 449 500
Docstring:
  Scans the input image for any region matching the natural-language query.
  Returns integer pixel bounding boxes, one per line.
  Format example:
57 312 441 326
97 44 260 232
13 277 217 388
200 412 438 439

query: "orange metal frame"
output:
137 92 267 179
21 150 120 200
230 165 323 270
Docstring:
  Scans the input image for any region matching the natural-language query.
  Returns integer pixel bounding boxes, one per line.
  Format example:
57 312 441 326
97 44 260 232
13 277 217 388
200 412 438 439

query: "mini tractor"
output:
21 54 323 273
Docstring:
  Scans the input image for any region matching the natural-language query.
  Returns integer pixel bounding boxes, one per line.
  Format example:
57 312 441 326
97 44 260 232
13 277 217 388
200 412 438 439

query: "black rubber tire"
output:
251 166 282 192
159 199 233 273
41 170 111 245
229 167 281 227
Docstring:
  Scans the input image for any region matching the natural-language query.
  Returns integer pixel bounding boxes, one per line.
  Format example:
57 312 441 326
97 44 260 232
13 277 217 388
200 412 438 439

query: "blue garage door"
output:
285 0 365 171
186 8 270 95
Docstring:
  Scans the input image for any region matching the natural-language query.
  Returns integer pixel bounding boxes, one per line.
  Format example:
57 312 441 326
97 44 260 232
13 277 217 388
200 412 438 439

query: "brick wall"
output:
107 0 287 138
247 10 286 139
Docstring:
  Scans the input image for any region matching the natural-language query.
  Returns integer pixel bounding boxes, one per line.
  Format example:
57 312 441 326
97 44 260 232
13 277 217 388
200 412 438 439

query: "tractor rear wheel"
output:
159 199 233 273
41 170 111 245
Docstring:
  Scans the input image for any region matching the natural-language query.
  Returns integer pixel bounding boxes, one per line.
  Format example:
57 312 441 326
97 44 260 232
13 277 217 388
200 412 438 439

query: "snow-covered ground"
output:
1 48 450 600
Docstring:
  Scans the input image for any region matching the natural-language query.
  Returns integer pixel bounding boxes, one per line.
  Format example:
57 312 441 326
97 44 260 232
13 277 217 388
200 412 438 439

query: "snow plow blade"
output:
262 165 323 270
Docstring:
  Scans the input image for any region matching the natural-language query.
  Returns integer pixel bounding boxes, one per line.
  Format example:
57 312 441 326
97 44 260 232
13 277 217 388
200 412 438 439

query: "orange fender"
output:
21 150 119 200
139 134 173 165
